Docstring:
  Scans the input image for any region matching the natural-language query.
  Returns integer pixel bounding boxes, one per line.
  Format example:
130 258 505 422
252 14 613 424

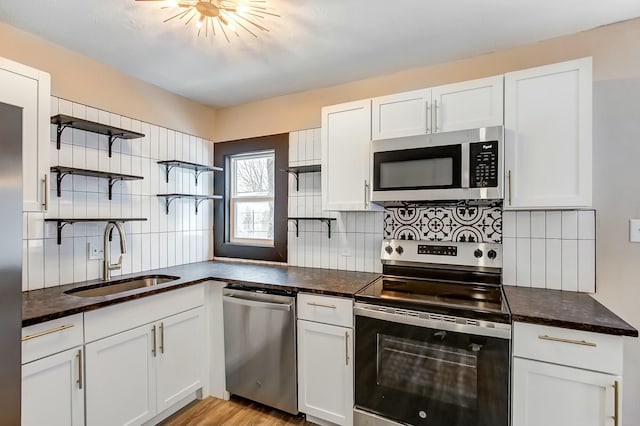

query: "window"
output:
213 133 288 263
229 150 275 245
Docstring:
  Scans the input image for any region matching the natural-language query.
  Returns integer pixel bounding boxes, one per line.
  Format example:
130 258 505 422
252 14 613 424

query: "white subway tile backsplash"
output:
578 210 596 240
502 211 516 238
516 211 530 238
545 239 562 290
530 211 546 238
545 211 562 238
516 238 531 287
561 239 578 291
561 211 578 239
578 239 596 293
24 98 215 291
530 238 546 288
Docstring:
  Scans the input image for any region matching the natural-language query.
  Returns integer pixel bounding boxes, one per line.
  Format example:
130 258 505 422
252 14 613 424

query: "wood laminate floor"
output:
160 396 313 426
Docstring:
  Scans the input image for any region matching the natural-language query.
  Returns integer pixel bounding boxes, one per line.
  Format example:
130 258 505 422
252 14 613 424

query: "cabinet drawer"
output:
513 322 623 375
298 293 353 327
22 314 84 364
84 284 204 343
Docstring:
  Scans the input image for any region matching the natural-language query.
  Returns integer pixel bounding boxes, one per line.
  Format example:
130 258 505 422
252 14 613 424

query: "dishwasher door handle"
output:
223 295 293 312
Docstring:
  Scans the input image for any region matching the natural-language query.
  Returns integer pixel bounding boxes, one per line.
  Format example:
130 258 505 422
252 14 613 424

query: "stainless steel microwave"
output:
371 126 503 203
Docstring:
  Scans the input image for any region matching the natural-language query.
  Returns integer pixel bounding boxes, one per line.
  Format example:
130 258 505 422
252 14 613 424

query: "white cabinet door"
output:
156 307 205 413
431 75 503 133
372 89 431 140
85 324 157 426
322 99 379 211
22 347 84 426
512 357 621 426
297 320 353 426
0 57 50 212
505 57 592 209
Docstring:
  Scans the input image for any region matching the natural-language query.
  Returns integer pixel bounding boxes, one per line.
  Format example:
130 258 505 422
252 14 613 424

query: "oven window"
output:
377 334 478 409
379 157 453 189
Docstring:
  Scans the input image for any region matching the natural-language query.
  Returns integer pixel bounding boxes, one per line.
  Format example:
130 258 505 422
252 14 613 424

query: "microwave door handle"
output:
461 143 470 188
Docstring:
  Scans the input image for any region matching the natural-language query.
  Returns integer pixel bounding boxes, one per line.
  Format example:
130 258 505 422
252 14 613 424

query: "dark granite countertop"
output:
504 286 638 337
22 261 381 327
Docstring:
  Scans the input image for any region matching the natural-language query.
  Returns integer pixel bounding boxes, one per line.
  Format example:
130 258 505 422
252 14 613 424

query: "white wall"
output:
23 97 215 291
287 128 383 273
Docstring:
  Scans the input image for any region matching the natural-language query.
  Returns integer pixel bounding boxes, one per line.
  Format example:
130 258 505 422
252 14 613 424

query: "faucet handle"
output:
108 255 124 271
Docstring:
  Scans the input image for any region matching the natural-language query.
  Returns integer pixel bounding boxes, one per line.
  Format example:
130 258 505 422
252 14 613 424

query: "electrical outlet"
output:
88 243 103 260
630 219 640 243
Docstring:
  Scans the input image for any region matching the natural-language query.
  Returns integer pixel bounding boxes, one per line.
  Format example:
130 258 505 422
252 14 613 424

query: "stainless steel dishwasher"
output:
223 286 298 414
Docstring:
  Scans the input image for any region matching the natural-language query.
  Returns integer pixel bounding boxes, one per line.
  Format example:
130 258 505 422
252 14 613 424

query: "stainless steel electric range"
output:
354 239 511 426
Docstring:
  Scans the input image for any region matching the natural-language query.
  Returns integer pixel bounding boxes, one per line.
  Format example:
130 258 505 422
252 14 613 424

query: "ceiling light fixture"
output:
135 0 279 41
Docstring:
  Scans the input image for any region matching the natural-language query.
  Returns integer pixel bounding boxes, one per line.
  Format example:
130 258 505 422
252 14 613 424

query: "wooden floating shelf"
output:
288 217 336 239
158 160 223 186
281 164 321 191
51 166 143 200
44 218 147 245
51 114 145 157
156 193 222 215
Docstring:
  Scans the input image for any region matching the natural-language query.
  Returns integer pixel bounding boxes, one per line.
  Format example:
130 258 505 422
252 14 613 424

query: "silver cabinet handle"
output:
22 324 74 341
345 331 350 366
508 170 512 206
426 100 430 133
612 381 620 426
151 325 157 357
364 180 369 209
307 302 337 309
76 349 83 389
538 334 597 347
434 99 438 132
159 322 164 354
223 295 293 312
42 174 49 211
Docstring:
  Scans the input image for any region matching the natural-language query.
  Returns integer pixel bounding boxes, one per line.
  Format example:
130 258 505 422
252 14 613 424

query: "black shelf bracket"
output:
288 217 336 239
163 196 180 215
108 134 126 158
163 164 175 184
108 179 118 201
281 165 321 192
54 221 70 245
56 123 71 150
56 172 69 197
283 169 301 191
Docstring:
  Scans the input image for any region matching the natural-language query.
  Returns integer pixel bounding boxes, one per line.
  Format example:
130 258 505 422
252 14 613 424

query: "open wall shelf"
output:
44 218 147 245
288 217 336 239
281 164 321 191
156 193 222 215
51 166 143 200
158 160 223 186
51 114 145 157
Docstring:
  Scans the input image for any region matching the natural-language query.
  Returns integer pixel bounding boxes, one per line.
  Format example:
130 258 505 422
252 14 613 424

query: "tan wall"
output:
214 18 640 142
0 22 216 140
215 18 640 422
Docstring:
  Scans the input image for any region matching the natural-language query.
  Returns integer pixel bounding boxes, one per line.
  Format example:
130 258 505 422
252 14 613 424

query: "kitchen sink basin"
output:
64 275 180 298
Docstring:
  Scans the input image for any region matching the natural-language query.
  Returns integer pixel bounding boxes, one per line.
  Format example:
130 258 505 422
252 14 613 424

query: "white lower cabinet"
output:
297 292 354 426
85 307 205 426
513 358 621 426
512 322 623 426
22 346 85 426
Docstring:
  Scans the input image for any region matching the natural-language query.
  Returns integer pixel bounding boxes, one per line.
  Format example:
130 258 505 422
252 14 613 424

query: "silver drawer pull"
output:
538 334 597 347
22 324 74 341
307 302 337 309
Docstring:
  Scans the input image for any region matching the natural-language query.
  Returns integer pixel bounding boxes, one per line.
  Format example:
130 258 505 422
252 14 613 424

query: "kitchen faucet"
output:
103 222 127 281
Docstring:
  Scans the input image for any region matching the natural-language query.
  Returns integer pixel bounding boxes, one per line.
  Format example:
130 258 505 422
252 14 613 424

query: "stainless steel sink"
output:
65 275 180 298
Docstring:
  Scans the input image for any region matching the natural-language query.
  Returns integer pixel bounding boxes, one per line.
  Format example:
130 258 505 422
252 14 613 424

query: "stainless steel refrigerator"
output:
0 101 23 425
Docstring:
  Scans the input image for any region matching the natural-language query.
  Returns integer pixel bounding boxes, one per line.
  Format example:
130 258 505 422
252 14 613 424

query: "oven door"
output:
354 309 510 426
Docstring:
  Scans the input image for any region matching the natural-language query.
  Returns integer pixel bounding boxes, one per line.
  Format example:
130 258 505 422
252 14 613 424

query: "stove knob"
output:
384 245 393 254
474 249 483 258
395 246 404 255
487 249 497 260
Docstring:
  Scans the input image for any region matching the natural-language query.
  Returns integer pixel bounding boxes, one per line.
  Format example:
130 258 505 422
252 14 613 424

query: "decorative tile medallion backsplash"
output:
384 203 502 243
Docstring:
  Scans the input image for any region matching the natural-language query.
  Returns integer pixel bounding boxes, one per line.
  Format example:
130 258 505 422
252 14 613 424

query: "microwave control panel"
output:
469 141 498 188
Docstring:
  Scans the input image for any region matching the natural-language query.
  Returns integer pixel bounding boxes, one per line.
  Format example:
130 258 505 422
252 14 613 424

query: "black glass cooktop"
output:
356 276 510 323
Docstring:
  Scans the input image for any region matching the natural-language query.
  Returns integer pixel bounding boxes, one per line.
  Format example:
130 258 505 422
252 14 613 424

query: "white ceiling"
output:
1 0 640 107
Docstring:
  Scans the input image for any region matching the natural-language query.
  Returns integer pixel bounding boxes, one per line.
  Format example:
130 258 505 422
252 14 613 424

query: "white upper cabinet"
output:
371 76 503 140
431 76 504 133
372 89 431 140
322 99 380 211
504 57 592 209
0 57 51 212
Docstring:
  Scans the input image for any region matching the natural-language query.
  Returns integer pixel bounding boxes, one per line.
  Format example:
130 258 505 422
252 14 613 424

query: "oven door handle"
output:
354 305 512 340
461 143 470 188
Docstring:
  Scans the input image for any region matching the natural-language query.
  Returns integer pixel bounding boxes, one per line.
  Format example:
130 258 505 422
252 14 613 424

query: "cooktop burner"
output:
356 240 510 323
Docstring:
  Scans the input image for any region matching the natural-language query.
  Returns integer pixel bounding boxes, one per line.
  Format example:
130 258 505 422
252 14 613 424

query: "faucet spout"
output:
103 222 127 281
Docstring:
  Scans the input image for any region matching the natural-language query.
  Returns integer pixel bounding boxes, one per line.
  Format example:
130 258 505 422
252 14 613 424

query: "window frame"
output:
213 133 289 263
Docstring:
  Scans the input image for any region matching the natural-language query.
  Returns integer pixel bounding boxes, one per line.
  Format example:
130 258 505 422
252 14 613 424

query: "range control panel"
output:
417 244 458 256
381 239 502 268
469 140 498 188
